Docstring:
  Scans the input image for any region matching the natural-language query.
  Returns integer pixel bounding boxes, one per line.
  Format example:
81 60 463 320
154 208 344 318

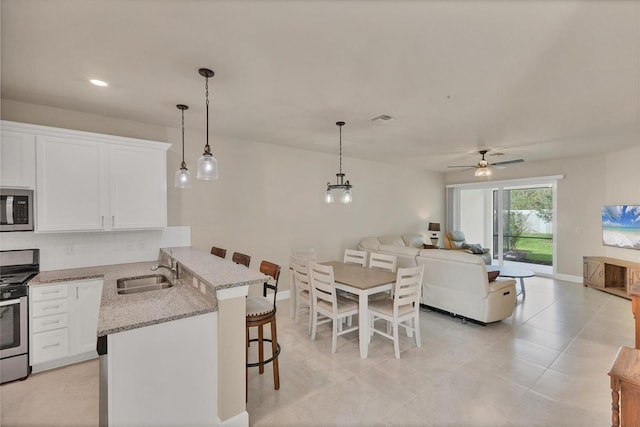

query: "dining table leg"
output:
358 291 369 359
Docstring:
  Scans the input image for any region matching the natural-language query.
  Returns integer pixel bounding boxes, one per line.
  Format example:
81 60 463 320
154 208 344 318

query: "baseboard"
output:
553 273 583 283
217 410 249 427
31 351 97 374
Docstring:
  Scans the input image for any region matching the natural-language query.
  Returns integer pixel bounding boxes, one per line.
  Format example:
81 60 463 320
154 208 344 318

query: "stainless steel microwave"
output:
0 189 33 232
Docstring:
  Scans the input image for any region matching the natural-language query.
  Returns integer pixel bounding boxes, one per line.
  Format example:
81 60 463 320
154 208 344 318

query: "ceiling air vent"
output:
370 114 395 123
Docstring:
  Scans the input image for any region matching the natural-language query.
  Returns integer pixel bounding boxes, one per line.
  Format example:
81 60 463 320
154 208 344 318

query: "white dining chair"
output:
291 255 313 335
309 262 359 353
292 247 317 262
368 264 424 359
343 249 367 267
369 252 397 273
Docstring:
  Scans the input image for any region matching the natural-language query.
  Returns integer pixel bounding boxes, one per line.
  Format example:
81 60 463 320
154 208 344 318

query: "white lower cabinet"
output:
30 279 103 372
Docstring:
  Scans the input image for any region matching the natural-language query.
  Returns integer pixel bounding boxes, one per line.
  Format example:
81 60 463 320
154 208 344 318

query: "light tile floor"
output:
1 276 634 426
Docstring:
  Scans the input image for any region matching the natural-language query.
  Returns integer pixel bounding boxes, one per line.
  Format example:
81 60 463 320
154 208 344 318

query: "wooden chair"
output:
291 255 313 335
369 252 397 273
343 249 367 267
232 251 251 267
309 262 359 353
246 260 281 401
368 265 424 359
210 246 227 259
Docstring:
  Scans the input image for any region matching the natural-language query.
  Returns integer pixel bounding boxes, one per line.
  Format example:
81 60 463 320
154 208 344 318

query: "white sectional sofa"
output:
357 233 428 268
416 250 516 324
358 233 516 324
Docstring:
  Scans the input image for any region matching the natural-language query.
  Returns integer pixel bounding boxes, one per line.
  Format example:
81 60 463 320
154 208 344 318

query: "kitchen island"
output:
30 246 266 427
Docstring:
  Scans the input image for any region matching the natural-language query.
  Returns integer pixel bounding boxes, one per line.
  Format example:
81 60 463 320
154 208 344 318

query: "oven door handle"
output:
6 195 14 225
0 298 21 307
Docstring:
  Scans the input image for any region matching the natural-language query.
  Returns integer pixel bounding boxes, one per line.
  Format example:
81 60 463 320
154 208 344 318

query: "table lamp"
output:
428 222 441 246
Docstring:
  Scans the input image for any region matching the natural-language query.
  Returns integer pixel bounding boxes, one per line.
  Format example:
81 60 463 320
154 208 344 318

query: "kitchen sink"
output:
116 274 174 295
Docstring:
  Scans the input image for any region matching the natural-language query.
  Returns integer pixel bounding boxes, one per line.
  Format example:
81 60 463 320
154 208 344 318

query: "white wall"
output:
2 100 446 292
446 146 640 277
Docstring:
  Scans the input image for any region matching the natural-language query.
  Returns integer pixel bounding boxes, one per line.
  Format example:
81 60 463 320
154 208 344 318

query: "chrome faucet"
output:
151 250 176 279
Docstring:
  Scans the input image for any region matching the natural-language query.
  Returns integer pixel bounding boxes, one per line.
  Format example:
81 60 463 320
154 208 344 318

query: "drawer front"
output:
31 283 68 302
32 329 69 365
32 299 69 317
32 313 68 333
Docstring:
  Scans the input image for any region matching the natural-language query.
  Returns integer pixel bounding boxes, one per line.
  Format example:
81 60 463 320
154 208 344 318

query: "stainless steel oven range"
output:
0 248 39 384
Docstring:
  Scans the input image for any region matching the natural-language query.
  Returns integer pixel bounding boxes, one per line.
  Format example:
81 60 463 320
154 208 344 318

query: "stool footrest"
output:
247 338 281 368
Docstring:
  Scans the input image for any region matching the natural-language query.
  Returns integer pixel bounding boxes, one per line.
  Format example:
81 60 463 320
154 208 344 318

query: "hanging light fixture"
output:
174 104 191 188
197 68 218 180
325 121 353 204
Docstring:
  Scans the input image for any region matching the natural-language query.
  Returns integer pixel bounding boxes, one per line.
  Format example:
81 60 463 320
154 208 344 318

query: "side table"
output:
609 346 640 427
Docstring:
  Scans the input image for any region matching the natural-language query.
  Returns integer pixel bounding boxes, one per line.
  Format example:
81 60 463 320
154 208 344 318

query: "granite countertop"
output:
29 246 268 337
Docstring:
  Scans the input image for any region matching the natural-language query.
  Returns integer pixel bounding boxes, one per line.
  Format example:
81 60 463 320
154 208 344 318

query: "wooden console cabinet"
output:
583 256 640 300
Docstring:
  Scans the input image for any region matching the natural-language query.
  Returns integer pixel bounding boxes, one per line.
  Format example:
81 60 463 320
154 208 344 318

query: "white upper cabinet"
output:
0 129 36 188
36 135 106 231
109 144 167 229
2 121 169 232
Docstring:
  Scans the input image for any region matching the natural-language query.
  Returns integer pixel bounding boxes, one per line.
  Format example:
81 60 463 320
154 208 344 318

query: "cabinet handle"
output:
42 320 60 326
112 216 115 227
42 343 60 349
42 305 61 310
41 290 60 295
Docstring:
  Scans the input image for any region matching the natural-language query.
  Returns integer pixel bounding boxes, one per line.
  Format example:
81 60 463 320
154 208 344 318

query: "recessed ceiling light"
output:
89 79 108 87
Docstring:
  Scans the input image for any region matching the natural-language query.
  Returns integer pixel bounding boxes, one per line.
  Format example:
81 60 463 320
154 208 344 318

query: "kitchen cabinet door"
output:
36 136 107 231
70 279 103 355
108 144 167 229
0 130 36 188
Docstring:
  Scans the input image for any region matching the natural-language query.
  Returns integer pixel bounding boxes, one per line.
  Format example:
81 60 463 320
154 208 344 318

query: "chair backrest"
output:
308 262 337 311
232 251 251 267
211 246 227 258
393 265 424 313
443 231 467 250
292 247 317 262
369 252 397 273
344 249 367 267
259 260 281 307
291 255 310 293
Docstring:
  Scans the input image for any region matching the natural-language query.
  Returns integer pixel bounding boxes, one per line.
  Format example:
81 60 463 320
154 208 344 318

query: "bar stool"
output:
232 251 251 267
210 246 227 258
246 260 281 401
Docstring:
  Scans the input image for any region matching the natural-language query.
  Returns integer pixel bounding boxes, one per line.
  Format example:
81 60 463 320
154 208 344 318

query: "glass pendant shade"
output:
475 167 491 177
175 167 192 188
342 188 352 204
197 152 218 180
325 188 334 204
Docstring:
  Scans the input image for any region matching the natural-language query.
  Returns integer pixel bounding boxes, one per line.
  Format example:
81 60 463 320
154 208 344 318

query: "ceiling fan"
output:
448 150 524 177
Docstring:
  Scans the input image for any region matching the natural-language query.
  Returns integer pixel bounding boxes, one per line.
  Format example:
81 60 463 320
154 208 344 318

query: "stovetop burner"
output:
0 272 35 287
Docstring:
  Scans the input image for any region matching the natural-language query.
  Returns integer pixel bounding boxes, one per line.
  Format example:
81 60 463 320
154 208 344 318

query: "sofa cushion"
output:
462 243 485 254
359 237 381 251
402 233 426 248
379 244 420 257
448 231 467 243
378 235 406 247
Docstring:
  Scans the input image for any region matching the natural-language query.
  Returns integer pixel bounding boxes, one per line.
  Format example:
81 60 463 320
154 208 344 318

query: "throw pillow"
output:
465 243 484 254
487 270 500 282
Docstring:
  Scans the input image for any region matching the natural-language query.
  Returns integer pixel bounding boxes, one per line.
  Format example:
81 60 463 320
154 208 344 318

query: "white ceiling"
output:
2 0 639 172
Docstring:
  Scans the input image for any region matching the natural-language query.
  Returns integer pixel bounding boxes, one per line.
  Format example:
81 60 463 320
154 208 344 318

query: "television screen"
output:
602 205 640 250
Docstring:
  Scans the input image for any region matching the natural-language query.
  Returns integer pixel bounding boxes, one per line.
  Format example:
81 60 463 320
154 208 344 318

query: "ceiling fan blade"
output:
447 165 476 168
491 158 524 166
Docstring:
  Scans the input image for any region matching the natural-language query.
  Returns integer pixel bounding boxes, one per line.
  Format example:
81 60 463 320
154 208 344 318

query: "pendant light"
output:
325 121 353 204
197 68 218 180
174 104 191 188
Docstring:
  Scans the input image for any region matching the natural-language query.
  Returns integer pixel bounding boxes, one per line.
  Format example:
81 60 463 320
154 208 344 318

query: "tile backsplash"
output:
0 226 191 271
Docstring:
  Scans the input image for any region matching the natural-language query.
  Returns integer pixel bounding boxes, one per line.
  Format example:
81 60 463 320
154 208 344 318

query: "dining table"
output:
321 261 397 359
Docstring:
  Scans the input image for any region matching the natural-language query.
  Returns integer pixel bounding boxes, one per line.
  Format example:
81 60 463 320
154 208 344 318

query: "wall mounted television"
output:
602 205 640 250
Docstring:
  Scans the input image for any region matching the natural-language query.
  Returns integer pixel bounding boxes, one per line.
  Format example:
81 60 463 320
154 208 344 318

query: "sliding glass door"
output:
448 177 559 275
